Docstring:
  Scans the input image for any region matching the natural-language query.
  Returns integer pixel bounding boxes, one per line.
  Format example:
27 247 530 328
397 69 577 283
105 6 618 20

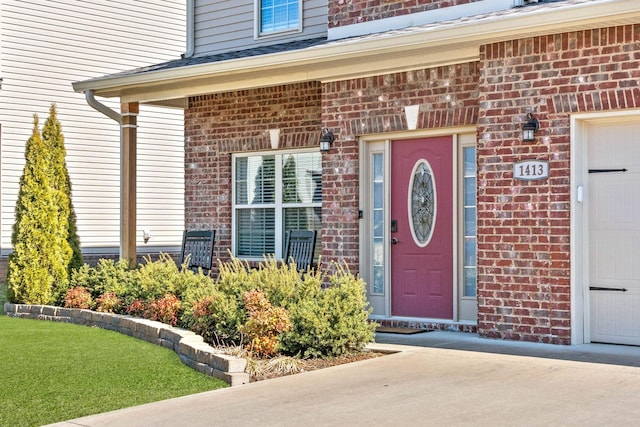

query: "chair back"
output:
284 230 317 272
180 230 216 275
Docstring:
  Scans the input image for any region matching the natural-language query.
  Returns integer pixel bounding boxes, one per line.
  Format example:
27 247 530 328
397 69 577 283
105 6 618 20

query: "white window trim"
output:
254 0 303 39
232 148 321 262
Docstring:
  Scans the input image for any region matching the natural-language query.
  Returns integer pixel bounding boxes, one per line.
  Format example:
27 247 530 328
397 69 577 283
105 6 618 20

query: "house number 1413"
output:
513 160 549 181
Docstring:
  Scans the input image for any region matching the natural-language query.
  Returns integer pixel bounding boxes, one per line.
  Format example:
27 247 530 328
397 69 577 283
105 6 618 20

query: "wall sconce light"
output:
143 229 151 244
522 113 539 142
319 128 334 152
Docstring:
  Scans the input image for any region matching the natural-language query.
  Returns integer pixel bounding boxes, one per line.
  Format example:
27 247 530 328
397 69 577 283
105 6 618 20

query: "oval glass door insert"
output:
408 159 437 247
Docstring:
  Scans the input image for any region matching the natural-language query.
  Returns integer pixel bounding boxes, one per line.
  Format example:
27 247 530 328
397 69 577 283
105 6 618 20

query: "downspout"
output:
183 0 195 58
85 89 121 124
84 90 132 262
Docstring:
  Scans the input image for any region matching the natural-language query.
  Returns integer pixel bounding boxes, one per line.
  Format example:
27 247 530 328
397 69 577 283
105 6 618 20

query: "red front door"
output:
391 137 453 319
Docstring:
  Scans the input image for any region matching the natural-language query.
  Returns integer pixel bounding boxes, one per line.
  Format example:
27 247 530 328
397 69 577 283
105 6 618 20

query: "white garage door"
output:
589 122 640 345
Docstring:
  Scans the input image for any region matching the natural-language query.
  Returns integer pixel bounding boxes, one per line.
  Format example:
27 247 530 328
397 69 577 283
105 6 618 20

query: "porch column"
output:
121 102 138 265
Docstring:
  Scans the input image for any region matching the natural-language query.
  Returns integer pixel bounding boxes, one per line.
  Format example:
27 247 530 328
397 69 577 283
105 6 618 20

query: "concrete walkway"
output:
49 331 640 426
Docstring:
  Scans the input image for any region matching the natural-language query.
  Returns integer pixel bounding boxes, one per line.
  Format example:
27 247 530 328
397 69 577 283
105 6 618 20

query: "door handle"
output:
391 238 398 245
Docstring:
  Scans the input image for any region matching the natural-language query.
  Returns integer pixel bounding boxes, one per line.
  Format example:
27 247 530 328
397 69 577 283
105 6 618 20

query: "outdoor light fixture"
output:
522 113 539 142
319 128 334 152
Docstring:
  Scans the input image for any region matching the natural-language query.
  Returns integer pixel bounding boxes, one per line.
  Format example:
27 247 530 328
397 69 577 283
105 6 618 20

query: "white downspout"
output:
85 89 121 124
84 90 129 260
183 0 195 58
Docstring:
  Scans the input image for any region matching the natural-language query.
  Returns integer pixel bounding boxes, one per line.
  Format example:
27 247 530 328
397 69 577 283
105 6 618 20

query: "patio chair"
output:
284 230 317 272
180 230 216 275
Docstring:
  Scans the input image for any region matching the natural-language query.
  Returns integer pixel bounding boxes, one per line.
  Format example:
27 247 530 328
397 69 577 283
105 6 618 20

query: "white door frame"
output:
570 109 640 345
359 127 476 322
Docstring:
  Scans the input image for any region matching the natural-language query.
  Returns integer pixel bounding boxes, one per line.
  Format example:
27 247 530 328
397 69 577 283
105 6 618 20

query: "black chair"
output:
180 230 216 275
284 230 317 272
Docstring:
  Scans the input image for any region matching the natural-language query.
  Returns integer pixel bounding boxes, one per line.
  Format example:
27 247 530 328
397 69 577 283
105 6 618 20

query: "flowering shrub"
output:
63 287 93 309
95 292 122 313
147 293 181 326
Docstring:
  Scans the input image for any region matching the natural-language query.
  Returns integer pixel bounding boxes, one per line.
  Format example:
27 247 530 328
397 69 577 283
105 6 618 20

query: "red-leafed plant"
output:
240 290 292 357
95 292 122 313
147 293 181 326
63 287 93 310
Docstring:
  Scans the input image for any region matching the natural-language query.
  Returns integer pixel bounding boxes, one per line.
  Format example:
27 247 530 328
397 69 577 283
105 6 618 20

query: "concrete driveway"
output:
49 331 640 426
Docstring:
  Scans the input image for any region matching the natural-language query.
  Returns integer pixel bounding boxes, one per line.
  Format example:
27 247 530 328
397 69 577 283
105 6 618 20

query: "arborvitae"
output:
7 112 72 304
42 104 83 279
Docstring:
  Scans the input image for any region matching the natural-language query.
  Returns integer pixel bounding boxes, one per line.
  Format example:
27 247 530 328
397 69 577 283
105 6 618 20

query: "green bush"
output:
69 254 215 311
279 262 376 358
136 253 214 302
7 114 72 305
70 259 134 303
183 292 246 345
61 254 376 359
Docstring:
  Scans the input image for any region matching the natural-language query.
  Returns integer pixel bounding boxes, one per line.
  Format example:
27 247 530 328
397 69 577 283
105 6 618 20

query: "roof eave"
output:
72 0 640 104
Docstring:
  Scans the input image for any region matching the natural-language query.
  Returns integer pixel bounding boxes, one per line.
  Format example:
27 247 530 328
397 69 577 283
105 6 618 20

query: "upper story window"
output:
257 0 301 36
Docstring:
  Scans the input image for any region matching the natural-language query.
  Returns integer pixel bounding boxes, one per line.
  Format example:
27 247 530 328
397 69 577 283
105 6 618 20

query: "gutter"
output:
85 89 121 124
72 0 640 101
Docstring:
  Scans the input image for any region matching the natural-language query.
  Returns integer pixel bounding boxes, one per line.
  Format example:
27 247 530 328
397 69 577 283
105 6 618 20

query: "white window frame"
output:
254 0 303 39
232 148 321 261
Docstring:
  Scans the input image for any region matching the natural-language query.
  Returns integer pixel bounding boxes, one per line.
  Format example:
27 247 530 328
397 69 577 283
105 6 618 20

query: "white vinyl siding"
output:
0 0 186 253
194 0 327 56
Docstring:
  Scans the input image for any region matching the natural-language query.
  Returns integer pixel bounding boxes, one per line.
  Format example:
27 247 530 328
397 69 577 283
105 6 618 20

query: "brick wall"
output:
322 63 480 272
184 82 322 271
477 25 640 344
329 0 479 28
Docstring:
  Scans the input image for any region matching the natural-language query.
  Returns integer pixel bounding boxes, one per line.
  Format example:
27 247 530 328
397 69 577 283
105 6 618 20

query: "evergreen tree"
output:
7 112 72 304
42 104 83 277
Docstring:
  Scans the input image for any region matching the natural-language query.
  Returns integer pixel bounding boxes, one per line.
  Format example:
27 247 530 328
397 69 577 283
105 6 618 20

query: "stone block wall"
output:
4 303 249 386
476 24 640 344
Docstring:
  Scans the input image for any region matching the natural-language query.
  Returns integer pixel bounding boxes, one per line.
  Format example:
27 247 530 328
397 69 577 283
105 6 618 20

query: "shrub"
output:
136 253 214 302
95 292 122 313
42 104 83 276
147 293 181 326
70 259 134 301
7 113 72 305
239 290 292 357
279 262 376 358
64 287 93 310
126 299 146 317
183 291 246 345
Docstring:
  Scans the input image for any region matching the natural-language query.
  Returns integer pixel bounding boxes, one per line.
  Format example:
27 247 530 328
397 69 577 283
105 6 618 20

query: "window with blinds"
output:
234 150 321 259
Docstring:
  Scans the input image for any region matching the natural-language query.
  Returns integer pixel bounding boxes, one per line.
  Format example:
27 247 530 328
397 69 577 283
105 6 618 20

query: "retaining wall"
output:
3 303 249 386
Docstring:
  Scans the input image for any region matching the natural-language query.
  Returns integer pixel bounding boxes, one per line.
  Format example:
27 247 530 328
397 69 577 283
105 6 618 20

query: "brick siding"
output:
477 25 640 344
329 0 480 28
184 82 322 272
321 63 480 273
182 22 640 344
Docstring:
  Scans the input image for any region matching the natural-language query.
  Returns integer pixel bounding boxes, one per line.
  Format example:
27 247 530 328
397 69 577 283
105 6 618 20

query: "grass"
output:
0 282 7 314
0 314 227 427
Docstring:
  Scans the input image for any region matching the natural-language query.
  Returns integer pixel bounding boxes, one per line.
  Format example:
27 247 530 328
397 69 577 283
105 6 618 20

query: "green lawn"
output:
0 314 227 427
0 282 7 314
